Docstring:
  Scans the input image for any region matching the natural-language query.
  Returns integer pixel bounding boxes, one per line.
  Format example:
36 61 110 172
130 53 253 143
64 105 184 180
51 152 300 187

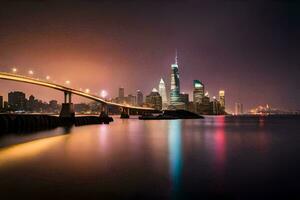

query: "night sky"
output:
0 1 298 112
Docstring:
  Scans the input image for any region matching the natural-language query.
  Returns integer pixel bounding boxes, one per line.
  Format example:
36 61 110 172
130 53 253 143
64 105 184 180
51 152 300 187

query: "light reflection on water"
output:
168 120 182 197
0 116 299 199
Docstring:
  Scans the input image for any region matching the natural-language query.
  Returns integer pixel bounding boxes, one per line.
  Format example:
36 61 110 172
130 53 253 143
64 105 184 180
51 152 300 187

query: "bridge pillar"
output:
60 92 75 119
101 103 108 115
64 92 72 104
99 103 113 124
120 107 130 119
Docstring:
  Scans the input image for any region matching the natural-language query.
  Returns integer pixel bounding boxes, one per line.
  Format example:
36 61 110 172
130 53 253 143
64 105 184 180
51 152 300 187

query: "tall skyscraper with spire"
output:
170 50 183 108
159 78 168 109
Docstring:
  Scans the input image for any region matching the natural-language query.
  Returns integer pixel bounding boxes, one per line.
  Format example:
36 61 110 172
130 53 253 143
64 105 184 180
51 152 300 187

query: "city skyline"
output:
0 1 297 112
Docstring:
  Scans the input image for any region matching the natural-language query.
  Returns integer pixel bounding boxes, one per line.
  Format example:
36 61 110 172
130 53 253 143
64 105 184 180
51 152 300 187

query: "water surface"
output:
0 116 299 199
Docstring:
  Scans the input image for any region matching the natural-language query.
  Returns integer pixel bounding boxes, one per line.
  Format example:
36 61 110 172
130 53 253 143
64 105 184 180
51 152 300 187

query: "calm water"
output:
0 116 299 200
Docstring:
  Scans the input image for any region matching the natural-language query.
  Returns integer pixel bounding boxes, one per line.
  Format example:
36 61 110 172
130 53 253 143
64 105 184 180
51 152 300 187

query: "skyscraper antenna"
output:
175 49 178 65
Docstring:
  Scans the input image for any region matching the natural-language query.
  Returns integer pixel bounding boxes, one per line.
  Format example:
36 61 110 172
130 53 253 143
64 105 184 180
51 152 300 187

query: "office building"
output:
145 88 162 110
0 95 3 110
219 90 225 110
180 93 189 109
49 100 59 112
136 90 143 106
127 94 136 106
235 103 243 115
193 80 204 104
159 78 168 109
118 87 125 103
8 91 26 111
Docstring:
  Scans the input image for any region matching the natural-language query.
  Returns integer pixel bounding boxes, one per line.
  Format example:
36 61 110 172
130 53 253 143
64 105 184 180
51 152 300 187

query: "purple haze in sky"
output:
0 1 298 112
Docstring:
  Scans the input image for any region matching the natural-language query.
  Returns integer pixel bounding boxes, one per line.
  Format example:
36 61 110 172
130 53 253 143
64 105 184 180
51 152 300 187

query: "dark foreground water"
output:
0 115 299 200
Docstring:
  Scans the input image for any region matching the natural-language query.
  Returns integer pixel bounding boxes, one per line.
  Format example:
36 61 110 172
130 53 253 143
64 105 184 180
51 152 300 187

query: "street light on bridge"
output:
28 70 34 75
12 68 17 73
65 80 71 85
100 90 108 99
46 75 50 80
85 88 90 93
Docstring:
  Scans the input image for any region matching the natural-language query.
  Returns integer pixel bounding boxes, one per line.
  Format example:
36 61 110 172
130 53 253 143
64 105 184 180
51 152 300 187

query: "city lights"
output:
12 68 17 73
100 90 108 98
85 88 90 93
65 80 70 85
28 70 34 75
46 76 50 80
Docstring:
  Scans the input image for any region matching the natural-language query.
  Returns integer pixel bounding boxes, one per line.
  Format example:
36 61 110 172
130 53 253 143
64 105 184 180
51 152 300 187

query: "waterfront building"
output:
158 78 168 109
127 94 136 106
235 103 243 115
193 80 205 104
212 96 220 115
74 103 90 114
8 91 26 111
202 95 210 105
118 87 125 103
136 90 143 106
170 51 184 108
27 95 35 112
3 101 8 110
0 95 3 110
180 93 189 109
49 100 59 112
219 90 225 110
145 88 162 110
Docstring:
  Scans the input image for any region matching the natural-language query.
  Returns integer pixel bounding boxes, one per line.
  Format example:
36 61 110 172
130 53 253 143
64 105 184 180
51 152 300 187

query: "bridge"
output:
0 72 155 118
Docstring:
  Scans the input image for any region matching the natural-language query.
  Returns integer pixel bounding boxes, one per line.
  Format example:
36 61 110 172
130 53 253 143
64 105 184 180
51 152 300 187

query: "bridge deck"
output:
0 72 154 111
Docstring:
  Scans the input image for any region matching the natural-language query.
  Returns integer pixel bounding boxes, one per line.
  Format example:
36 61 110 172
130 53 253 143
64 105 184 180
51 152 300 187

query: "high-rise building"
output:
235 103 243 115
127 94 136 106
136 90 143 106
8 91 26 111
170 51 182 107
118 87 125 103
159 78 168 109
145 88 162 110
219 90 225 110
180 93 189 109
0 95 3 110
49 100 59 112
212 96 219 115
193 80 205 103
28 95 35 111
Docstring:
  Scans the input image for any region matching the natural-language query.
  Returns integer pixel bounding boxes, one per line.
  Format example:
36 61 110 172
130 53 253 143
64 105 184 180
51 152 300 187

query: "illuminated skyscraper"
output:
159 78 168 109
136 90 143 106
219 90 225 110
193 80 204 104
170 51 183 108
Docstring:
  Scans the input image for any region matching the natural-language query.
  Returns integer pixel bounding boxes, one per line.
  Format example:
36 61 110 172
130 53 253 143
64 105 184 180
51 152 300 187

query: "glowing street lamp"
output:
46 76 50 80
12 68 17 73
85 88 90 93
28 70 34 75
100 90 108 99
65 80 71 85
